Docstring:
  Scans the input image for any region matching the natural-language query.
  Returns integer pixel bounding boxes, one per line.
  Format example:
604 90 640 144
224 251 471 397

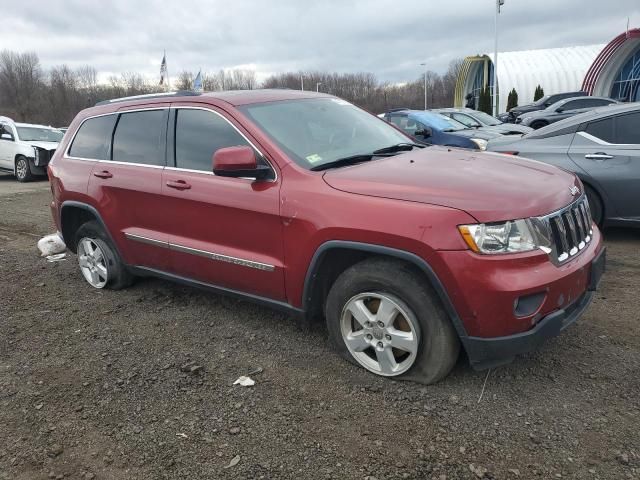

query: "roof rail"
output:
95 90 201 106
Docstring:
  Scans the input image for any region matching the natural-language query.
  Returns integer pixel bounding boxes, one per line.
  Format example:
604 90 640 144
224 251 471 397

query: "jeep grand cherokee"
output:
47 90 605 384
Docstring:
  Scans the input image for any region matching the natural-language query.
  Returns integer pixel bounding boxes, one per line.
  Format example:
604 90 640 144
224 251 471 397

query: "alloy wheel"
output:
16 158 28 180
340 292 420 376
77 237 108 288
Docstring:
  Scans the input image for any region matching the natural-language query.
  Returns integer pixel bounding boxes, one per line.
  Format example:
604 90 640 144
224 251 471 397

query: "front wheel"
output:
325 258 460 384
15 155 33 182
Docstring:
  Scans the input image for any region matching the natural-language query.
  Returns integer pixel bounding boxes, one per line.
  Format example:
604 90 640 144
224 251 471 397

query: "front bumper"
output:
433 226 605 369
464 246 604 369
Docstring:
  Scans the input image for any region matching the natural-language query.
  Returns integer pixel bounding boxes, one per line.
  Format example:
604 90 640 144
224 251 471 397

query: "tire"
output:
325 258 460 385
15 155 33 182
585 184 604 226
530 120 548 130
75 221 133 290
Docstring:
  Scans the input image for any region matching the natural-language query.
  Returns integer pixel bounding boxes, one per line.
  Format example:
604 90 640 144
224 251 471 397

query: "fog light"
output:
514 292 546 318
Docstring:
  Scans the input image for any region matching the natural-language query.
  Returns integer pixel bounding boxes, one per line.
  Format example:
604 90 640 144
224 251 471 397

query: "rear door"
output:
87 105 170 270
161 105 286 301
569 111 640 219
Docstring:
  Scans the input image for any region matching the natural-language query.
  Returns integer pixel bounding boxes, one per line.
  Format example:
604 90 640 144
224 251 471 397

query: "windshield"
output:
240 98 411 169
16 127 63 143
412 112 466 132
470 110 502 126
533 95 550 106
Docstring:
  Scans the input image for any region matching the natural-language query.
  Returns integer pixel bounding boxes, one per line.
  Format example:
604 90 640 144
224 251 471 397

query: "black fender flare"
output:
301 240 469 340
60 200 121 256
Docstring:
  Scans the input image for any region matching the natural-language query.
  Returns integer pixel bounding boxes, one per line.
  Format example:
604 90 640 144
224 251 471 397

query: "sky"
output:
3 0 640 84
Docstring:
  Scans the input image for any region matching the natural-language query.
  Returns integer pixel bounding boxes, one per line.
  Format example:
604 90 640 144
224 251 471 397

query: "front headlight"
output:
470 138 487 150
458 219 546 254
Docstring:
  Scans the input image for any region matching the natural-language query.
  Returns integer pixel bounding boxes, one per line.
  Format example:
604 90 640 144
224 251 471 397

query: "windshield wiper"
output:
372 142 425 154
310 151 401 171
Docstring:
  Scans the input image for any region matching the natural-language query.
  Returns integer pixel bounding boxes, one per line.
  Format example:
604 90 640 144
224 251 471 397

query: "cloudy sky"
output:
3 0 640 83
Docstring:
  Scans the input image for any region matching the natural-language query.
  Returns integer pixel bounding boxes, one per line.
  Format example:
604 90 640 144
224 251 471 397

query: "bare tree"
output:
0 50 44 121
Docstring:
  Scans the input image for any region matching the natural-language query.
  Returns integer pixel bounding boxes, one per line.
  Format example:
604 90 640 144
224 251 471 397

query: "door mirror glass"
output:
212 145 270 180
1 133 13 141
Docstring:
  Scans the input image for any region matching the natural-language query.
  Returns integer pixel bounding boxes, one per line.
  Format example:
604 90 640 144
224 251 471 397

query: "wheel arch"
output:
60 201 119 255
301 241 468 340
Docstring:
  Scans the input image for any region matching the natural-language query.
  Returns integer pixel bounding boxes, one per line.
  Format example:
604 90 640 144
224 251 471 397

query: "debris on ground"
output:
46 253 67 262
224 455 241 468
233 376 255 387
37 234 66 257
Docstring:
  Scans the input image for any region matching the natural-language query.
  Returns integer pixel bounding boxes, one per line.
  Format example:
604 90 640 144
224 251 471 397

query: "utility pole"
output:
301 75 304 91
316 82 322 92
420 62 427 110
493 0 505 116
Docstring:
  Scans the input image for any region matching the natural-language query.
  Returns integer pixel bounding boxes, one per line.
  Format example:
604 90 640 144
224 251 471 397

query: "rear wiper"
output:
372 142 425 154
310 152 396 171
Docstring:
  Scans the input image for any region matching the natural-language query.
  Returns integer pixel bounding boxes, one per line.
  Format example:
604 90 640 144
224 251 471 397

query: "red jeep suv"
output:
47 90 605 384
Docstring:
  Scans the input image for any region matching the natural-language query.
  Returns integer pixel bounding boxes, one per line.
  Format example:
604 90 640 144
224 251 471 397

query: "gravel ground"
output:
1 174 639 480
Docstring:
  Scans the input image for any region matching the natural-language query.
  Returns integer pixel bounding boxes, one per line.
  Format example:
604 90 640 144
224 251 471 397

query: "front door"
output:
162 105 286 301
569 111 640 220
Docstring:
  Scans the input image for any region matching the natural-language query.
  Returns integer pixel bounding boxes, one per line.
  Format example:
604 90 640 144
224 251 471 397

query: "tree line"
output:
0 50 463 127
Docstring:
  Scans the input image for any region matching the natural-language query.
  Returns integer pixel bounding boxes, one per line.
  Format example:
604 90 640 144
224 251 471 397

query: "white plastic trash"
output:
37 234 66 257
233 376 255 387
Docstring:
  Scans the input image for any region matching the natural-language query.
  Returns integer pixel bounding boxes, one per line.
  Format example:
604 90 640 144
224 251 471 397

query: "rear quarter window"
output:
68 115 117 160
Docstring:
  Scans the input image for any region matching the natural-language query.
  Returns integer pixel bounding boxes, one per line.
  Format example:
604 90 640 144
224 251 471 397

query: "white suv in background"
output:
0 116 63 182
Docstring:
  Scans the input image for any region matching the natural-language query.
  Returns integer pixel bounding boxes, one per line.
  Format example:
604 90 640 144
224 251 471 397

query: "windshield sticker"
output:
306 154 323 164
331 99 351 106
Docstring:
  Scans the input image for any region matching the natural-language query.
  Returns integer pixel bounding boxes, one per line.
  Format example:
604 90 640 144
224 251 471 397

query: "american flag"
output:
159 52 168 85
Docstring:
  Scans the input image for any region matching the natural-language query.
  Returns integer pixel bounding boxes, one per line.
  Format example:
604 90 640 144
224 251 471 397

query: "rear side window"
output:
112 110 167 165
175 109 250 171
69 115 116 160
615 112 640 144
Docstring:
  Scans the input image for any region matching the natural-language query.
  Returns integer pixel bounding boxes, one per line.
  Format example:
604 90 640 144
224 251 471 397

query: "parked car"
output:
0 117 62 181
506 91 587 123
516 96 617 129
383 110 502 150
435 108 533 135
48 90 605 384
487 102 640 227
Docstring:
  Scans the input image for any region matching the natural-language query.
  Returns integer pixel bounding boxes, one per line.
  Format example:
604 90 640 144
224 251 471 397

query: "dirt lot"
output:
0 174 639 480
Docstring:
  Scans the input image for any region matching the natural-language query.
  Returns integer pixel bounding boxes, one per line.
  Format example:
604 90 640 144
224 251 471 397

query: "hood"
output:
29 141 58 150
446 128 503 140
510 104 540 116
485 124 533 135
322 147 581 223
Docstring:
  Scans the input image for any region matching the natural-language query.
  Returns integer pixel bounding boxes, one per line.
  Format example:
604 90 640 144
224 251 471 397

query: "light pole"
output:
493 0 505 116
420 62 427 110
316 82 322 92
300 75 304 91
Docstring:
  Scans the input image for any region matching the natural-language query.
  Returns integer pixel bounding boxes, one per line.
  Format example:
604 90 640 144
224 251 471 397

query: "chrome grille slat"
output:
543 195 592 264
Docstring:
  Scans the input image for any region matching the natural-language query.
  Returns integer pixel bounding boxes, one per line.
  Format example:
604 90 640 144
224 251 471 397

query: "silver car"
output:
516 96 617 129
487 102 640 227
435 108 533 135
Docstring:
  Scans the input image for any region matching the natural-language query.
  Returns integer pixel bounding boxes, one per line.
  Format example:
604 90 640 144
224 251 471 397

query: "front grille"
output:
546 195 593 263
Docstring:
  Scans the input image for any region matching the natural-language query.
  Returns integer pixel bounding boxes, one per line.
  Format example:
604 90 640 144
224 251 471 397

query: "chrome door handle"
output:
93 170 113 179
166 180 191 190
585 153 613 160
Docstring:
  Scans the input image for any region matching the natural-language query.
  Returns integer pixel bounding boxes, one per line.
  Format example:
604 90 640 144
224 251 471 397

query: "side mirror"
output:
415 127 433 138
1 133 13 141
213 145 271 180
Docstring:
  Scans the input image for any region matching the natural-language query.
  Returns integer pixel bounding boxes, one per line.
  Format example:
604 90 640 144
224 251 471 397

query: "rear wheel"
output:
15 155 33 182
326 258 460 384
75 221 132 290
585 184 603 226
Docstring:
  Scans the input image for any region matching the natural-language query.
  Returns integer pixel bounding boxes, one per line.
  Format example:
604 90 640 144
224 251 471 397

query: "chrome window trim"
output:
173 106 277 182
125 232 275 272
64 107 168 161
